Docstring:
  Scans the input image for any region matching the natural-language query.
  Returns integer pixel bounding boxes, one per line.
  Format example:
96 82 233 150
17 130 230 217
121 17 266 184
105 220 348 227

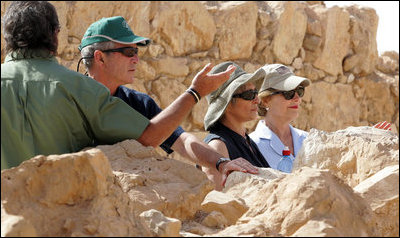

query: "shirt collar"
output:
5 49 57 63
254 120 273 139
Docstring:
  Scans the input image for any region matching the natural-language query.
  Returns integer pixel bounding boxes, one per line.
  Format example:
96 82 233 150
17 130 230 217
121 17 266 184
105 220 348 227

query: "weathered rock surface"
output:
294 126 399 187
2 127 398 236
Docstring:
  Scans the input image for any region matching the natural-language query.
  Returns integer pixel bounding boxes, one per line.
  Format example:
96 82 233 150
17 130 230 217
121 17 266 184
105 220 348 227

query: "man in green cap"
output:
77 16 259 188
1 2 258 186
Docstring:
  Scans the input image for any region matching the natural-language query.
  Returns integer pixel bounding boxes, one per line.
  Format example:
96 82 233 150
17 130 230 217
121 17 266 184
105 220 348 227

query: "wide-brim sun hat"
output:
204 62 266 131
258 64 311 97
78 16 151 51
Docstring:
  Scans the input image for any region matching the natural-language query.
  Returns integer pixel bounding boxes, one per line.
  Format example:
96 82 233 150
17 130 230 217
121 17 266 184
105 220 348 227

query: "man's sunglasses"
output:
232 89 258 101
102 47 139 57
76 47 139 74
270 86 305 100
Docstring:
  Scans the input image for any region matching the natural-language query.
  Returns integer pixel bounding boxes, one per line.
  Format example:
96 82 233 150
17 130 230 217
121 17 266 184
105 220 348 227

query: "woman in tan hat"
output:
249 64 392 173
202 62 271 190
249 64 311 173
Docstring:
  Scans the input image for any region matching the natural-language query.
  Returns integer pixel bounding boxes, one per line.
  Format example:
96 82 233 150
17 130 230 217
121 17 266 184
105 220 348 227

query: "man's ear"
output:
93 50 104 63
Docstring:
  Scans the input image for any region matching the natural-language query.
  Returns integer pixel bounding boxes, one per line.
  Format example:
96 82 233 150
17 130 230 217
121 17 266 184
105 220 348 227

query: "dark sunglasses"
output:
232 89 258 101
76 47 139 74
270 86 305 100
102 47 139 57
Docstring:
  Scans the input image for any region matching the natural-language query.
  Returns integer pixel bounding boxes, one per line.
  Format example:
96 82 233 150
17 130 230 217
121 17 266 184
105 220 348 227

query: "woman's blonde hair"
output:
257 90 273 116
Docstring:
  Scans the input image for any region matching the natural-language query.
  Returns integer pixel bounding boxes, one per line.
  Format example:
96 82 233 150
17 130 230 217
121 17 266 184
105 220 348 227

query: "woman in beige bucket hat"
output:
202 62 271 191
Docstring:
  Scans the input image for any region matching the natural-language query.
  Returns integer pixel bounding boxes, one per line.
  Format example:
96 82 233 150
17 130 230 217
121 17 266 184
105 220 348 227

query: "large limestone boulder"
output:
1 140 213 236
354 165 399 237
294 126 399 187
213 168 375 236
1 148 150 236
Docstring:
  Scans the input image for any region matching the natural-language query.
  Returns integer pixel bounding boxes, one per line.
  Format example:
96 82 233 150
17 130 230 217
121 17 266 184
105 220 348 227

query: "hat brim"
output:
78 34 151 50
204 67 266 131
261 75 310 93
114 35 151 46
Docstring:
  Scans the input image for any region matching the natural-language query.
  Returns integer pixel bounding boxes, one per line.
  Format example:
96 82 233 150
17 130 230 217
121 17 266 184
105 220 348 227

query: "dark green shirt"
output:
1 49 149 170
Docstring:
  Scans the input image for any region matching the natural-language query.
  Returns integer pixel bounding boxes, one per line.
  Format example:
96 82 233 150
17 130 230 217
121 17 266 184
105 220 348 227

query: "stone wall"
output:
1 1 399 140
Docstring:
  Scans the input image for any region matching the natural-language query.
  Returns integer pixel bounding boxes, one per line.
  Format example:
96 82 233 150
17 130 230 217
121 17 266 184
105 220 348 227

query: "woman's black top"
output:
204 122 270 168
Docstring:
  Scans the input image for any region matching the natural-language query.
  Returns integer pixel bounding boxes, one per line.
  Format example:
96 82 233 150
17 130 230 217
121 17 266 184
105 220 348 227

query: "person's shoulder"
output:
118 85 152 98
249 120 271 141
204 132 222 143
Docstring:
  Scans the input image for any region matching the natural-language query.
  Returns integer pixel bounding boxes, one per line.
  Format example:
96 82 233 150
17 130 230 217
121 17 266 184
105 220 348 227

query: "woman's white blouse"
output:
249 120 308 170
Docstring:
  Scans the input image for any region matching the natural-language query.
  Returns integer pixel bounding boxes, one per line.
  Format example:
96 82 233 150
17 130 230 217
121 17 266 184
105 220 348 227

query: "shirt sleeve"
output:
116 86 185 154
74 79 150 144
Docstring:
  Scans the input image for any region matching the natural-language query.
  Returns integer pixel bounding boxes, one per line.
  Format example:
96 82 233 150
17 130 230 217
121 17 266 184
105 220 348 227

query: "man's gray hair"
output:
80 41 116 69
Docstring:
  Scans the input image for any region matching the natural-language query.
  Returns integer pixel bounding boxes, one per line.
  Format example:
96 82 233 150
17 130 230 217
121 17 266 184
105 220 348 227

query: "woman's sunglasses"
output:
232 89 258 101
270 86 305 100
102 47 139 57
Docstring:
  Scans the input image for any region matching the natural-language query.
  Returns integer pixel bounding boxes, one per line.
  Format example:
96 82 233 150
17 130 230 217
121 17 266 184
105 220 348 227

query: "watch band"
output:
216 157 231 171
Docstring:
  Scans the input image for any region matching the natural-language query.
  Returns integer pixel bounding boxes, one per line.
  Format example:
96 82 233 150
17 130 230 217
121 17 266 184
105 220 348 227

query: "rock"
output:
294 126 399 187
139 209 181 237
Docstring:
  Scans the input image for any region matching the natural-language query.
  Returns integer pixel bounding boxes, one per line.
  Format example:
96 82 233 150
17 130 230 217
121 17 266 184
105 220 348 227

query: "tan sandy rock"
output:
354 165 399 237
272 1 308 65
294 126 399 187
139 209 181 237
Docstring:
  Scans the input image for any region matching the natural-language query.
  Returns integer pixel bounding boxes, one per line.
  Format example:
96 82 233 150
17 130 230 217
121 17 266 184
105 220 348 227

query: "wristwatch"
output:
216 157 231 171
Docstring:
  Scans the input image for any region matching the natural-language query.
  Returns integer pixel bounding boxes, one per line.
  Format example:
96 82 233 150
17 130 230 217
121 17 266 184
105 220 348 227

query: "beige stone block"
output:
355 76 397 124
151 2 216 56
303 34 322 51
201 211 229 228
139 209 181 237
149 56 189 77
1 213 38 237
355 165 399 237
346 6 379 75
292 57 303 69
135 60 156 81
305 6 322 36
151 77 187 109
258 11 271 27
124 78 148 95
192 98 208 128
217 1 258 60
343 54 360 72
148 44 165 58
313 6 350 76
377 55 399 74
201 191 248 226
307 82 360 131
272 1 308 64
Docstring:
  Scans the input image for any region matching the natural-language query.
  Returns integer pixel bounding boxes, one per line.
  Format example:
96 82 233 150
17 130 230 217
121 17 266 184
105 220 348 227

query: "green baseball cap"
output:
78 16 151 51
